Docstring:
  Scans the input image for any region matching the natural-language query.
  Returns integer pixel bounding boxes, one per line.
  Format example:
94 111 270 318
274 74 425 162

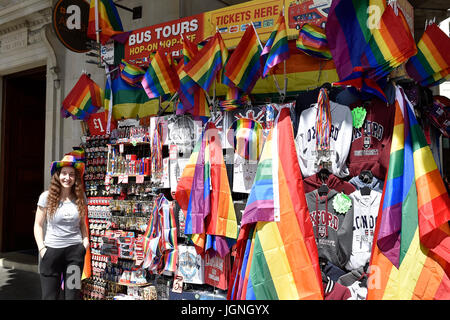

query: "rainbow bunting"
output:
261 13 290 78
228 106 323 300
224 24 262 94
175 123 238 257
367 86 450 300
176 36 211 118
141 50 180 99
296 24 332 60
119 59 146 87
184 32 227 93
406 23 450 87
61 73 103 121
87 0 129 45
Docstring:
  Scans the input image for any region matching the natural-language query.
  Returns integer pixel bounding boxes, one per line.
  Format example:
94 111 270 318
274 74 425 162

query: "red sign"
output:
125 14 204 66
204 252 230 290
88 111 116 136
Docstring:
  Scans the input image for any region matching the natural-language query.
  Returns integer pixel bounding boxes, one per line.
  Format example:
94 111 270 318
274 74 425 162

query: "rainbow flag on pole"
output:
184 32 227 93
61 73 103 121
87 0 129 44
225 24 262 94
175 123 238 257
367 86 450 300
296 24 332 60
228 106 323 300
141 50 180 99
406 23 450 87
119 59 146 87
261 13 290 78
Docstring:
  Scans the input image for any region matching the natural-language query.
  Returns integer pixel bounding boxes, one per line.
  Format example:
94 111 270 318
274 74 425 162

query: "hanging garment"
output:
303 172 356 195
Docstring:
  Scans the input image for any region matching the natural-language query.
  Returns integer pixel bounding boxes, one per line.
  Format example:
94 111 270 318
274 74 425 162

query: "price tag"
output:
105 175 111 185
169 145 178 160
172 274 184 294
118 175 128 184
119 144 124 154
136 175 144 184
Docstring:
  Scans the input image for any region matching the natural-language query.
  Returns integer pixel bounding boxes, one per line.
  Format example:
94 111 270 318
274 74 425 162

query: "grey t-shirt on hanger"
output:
37 191 82 248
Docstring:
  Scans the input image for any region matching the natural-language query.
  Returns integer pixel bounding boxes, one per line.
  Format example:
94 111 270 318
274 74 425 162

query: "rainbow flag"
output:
141 50 180 99
228 118 264 161
87 0 129 45
367 86 450 300
406 23 450 87
224 24 262 94
219 86 250 111
296 24 332 60
261 13 290 78
175 123 238 257
177 36 210 118
119 59 146 87
184 32 227 93
61 73 103 121
228 107 323 300
326 1 416 98
104 73 158 120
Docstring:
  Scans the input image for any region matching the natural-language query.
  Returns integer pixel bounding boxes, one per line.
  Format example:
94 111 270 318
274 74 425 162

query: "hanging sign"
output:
124 14 205 65
52 0 91 53
87 112 116 136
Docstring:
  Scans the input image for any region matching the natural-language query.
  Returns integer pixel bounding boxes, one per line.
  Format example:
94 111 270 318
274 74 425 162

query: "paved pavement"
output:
0 266 41 300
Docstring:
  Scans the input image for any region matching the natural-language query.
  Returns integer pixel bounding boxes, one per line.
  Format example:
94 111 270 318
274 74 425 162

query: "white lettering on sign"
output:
66 5 81 30
0 28 28 53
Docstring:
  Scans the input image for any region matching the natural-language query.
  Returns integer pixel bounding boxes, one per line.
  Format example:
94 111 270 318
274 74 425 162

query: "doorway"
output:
1 66 46 252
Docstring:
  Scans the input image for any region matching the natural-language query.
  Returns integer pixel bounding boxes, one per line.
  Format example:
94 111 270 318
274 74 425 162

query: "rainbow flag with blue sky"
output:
228 106 323 300
367 86 450 300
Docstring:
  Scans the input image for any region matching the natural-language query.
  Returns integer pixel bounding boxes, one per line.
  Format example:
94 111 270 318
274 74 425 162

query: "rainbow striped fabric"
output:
176 36 210 118
61 73 103 121
326 1 416 99
228 118 264 161
141 50 180 99
224 24 262 94
296 24 331 60
119 59 146 87
261 13 290 78
175 123 238 257
228 106 323 300
87 0 129 44
184 32 228 93
367 86 450 300
406 23 450 87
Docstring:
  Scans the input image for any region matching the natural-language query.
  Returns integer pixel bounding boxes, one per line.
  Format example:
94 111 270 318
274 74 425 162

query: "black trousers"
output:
39 243 86 300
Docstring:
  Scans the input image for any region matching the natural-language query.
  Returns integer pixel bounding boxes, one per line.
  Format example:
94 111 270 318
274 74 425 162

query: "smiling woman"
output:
33 153 89 300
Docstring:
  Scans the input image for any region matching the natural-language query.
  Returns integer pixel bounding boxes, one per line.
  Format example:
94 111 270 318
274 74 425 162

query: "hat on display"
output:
50 152 85 177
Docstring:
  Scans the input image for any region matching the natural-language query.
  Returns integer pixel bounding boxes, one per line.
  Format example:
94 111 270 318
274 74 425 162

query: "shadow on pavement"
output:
0 267 41 300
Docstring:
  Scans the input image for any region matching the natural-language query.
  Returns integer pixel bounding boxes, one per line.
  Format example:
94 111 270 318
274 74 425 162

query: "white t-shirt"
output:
295 101 353 178
37 191 82 248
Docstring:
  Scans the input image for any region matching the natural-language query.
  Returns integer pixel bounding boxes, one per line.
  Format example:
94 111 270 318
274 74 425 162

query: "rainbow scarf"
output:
296 24 332 60
184 32 228 93
224 24 262 94
141 50 180 99
367 86 450 300
326 1 416 100
406 23 450 87
177 36 211 118
119 59 146 87
61 73 103 121
228 106 323 300
315 88 332 151
175 122 238 258
261 13 290 78
87 0 129 45
228 118 264 161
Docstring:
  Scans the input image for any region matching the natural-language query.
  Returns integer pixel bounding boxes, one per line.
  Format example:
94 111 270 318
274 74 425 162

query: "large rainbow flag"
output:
326 1 416 100
261 12 290 78
224 24 262 94
367 86 450 300
61 73 103 121
141 50 180 99
184 32 228 93
176 36 210 118
228 106 323 300
175 122 238 258
406 23 450 87
87 0 129 45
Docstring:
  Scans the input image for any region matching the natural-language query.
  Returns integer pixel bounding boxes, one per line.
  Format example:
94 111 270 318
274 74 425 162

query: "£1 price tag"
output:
172 274 184 294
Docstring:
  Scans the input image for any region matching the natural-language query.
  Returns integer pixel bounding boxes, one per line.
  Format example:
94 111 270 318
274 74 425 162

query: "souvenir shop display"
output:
67 0 450 301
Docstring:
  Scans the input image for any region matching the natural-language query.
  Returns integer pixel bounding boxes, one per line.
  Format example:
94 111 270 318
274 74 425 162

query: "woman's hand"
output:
39 247 47 259
82 237 89 250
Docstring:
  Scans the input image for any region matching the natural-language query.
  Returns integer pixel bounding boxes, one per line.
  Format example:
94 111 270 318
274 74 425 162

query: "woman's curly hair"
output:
46 167 86 220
